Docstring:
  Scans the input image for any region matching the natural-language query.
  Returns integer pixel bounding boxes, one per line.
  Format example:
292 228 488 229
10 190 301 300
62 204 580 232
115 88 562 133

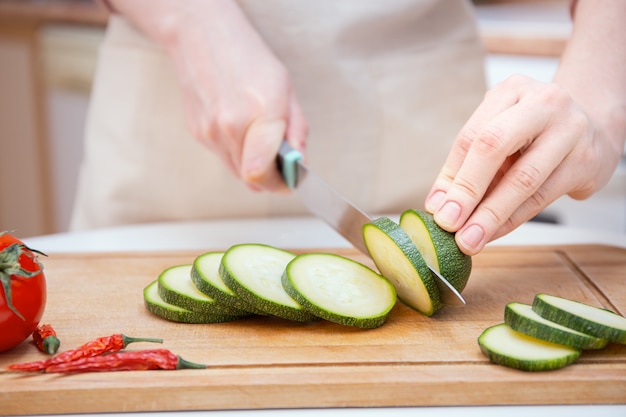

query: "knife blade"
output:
277 141 466 307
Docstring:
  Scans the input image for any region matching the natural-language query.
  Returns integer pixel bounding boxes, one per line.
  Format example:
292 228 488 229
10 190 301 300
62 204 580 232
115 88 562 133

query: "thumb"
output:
241 118 287 191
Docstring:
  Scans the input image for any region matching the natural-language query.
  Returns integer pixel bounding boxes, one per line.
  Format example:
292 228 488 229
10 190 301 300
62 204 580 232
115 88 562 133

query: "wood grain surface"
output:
1 245 625 415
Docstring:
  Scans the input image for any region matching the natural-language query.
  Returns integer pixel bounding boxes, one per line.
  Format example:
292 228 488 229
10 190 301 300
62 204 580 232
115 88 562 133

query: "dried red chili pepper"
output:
44 348 206 373
32 324 60 354
8 333 163 372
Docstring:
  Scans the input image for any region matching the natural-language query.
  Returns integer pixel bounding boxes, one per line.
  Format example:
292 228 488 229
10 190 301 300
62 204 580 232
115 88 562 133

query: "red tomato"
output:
0 232 46 352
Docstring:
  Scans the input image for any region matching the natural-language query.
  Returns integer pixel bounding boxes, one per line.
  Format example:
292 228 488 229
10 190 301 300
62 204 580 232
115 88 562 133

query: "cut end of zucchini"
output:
478 323 581 372
532 293 626 344
282 253 397 328
399 209 471 293
363 217 442 316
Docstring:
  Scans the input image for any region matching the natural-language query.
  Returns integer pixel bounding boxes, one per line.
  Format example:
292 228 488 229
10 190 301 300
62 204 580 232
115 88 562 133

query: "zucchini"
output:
504 302 608 350
399 209 471 292
532 293 626 344
281 253 396 328
143 280 244 324
220 244 317 322
158 264 249 316
362 217 442 316
191 251 266 315
478 323 581 372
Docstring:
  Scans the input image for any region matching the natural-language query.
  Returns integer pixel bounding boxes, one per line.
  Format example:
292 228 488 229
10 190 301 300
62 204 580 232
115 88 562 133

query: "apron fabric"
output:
70 0 486 231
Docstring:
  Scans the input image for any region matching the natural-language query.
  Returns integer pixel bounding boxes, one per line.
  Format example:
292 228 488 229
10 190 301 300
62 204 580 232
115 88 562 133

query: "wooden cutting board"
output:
1 244 625 415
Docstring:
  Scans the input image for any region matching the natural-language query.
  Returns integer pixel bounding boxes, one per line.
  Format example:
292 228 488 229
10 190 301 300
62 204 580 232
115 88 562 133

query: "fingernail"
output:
243 169 260 183
459 224 484 252
425 190 445 212
435 201 461 229
243 157 268 182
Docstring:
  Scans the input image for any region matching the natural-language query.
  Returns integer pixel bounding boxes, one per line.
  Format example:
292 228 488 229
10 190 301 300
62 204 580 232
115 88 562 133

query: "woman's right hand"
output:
109 0 308 191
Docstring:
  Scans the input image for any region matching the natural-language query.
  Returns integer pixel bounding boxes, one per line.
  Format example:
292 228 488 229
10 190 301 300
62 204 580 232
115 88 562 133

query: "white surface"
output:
31 405 626 417
20 218 626 417
23 216 626 254
485 53 560 87
475 0 572 38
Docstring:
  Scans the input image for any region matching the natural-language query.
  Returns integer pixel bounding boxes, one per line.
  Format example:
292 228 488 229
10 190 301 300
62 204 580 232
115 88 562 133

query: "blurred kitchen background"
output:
1 0 624 238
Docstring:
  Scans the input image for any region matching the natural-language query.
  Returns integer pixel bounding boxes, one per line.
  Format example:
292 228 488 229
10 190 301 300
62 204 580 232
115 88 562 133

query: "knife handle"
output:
277 141 302 189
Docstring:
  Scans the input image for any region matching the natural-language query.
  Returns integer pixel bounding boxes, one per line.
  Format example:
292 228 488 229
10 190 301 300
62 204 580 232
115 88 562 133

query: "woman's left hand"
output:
426 0 626 256
425 75 623 255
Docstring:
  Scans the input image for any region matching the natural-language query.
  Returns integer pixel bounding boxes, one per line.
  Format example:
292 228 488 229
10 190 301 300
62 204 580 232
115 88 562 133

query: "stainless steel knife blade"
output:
427 264 466 307
277 141 465 306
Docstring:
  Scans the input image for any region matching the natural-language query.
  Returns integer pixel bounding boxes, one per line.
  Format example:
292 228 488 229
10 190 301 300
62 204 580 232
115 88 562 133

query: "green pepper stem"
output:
176 355 207 370
121 334 164 347
43 336 61 355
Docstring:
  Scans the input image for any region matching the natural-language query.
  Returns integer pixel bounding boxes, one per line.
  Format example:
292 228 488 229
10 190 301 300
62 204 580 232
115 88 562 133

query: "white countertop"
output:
23 216 626 254
20 217 626 417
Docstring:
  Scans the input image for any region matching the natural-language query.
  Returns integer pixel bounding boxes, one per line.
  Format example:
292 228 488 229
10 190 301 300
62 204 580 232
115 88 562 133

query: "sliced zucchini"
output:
191 251 265 315
282 253 396 328
505 302 608 350
220 244 317 322
143 280 244 324
399 209 471 292
158 264 249 316
532 293 626 344
362 217 442 316
478 323 581 372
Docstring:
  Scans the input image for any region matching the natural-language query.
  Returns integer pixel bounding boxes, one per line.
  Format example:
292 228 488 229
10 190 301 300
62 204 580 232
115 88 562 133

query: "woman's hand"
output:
425 75 622 255
110 0 308 191
425 0 626 256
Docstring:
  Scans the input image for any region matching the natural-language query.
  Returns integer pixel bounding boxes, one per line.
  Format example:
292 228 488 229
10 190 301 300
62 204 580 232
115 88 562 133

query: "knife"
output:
277 141 466 307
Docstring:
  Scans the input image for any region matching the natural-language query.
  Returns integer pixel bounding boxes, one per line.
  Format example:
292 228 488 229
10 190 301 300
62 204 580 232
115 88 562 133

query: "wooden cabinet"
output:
0 1 106 237
0 21 52 237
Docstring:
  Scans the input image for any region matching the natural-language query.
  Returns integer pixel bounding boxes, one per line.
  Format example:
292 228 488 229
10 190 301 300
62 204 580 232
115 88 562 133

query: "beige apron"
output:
70 0 486 231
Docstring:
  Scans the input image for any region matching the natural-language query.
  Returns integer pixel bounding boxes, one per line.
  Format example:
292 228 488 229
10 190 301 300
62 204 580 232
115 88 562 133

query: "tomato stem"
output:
0 243 44 320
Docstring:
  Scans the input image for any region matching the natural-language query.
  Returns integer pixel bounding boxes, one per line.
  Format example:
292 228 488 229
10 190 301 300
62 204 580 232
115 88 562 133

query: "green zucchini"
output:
362 217 442 316
532 293 626 344
281 253 396 328
505 302 608 350
191 251 265 315
478 323 581 372
399 209 471 292
220 243 317 322
143 280 244 324
158 264 249 316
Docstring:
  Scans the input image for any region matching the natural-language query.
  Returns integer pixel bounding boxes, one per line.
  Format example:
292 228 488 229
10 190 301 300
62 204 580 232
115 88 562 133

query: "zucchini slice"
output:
220 244 317 322
158 264 249 316
399 209 471 292
363 217 442 316
505 302 608 350
478 323 581 372
282 253 396 328
143 280 244 324
191 251 266 315
532 293 626 344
